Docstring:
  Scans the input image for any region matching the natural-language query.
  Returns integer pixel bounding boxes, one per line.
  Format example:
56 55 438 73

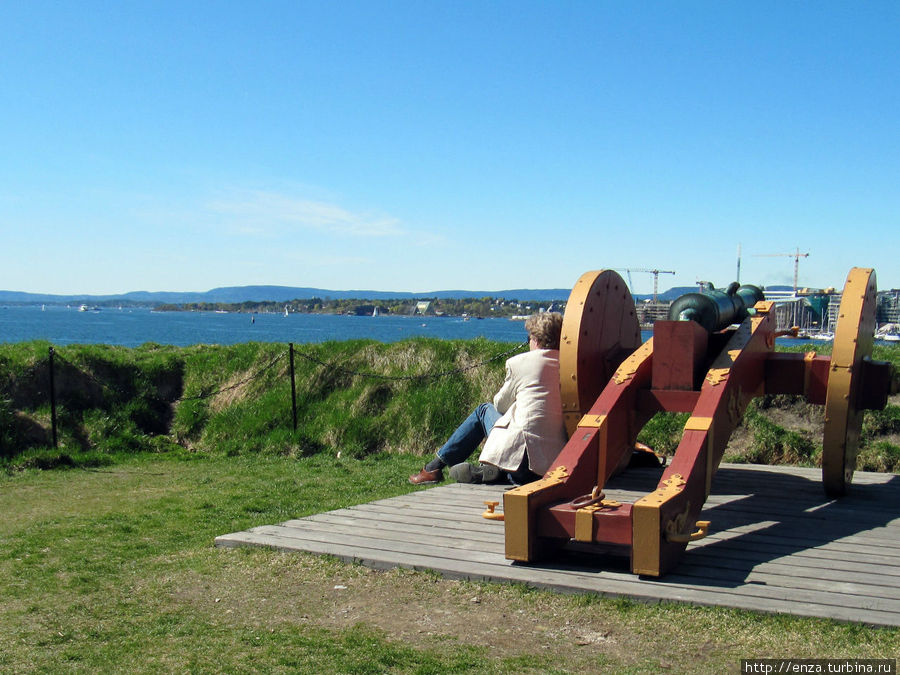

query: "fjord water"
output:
5 306 853 349
0 305 533 347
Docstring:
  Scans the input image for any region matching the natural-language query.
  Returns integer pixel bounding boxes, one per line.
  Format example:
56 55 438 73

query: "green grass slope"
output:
1 340 897 473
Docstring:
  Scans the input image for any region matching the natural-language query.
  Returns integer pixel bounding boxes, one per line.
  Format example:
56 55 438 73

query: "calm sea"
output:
0 305 542 347
3 305 874 349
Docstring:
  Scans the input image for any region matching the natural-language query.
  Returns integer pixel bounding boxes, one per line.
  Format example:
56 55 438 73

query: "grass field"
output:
1 340 898 672
0 338 513 464
1 452 897 674
2 340 898 473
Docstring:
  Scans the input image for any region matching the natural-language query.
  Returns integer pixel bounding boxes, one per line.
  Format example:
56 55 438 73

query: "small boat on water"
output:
876 323 900 343
810 332 833 341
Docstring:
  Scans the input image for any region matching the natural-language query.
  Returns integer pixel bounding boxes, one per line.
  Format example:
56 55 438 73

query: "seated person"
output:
409 312 568 485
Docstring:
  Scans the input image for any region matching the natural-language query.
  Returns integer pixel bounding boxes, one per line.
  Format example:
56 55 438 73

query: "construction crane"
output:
754 248 809 293
614 268 676 302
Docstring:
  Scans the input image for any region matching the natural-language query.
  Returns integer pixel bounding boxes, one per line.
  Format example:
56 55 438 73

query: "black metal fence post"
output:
289 343 298 431
48 346 58 448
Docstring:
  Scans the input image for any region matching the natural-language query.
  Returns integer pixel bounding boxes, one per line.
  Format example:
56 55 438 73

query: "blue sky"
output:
1 2 897 297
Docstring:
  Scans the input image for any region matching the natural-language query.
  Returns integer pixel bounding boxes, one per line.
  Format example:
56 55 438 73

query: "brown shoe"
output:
409 467 442 485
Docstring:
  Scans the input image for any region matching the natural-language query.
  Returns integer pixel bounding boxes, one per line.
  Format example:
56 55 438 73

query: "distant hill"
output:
0 282 796 306
0 285 575 305
653 286 697 302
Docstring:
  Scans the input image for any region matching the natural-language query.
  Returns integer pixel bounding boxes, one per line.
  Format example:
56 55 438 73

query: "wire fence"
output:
288 340 527 382
23 340 528 448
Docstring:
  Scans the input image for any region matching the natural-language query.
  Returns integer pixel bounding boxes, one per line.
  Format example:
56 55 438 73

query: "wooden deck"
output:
216 463 900 627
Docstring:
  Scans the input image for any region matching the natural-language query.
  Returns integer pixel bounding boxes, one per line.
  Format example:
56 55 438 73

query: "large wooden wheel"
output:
559 270 642 436
822 267 877 497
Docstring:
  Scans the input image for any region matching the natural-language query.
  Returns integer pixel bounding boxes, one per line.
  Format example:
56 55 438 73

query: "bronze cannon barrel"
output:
667 282 765 332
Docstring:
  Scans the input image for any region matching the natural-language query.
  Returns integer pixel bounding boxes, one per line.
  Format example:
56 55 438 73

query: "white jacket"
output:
478 348 567 475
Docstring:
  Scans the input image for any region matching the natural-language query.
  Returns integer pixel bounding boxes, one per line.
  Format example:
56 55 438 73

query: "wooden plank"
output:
215 529 900 626
680 553 900 587
243 527 885 608
282 512 505 544
376 492 900 555
704 497 900 518
287 512 503 542
689 532 900 567
216 463 900 627
268 517 900 601
220 523 899 615
283 511 900 590
691 522 899 551
304 484 900 572
424 471 900 519
668 560 900 600
693 528 900 559
680 542 900 578
277 511 900 597
289 502 900 572
275 519 505 554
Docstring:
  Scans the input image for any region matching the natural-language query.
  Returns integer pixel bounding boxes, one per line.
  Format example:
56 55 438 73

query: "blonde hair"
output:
525 312 563 350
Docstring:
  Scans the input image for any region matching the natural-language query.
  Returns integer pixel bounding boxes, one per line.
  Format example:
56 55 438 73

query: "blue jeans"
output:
437 403 541 485
437 402 501 466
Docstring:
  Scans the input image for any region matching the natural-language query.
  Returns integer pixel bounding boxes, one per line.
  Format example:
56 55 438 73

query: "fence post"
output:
289 343 298 431
48 346 58 448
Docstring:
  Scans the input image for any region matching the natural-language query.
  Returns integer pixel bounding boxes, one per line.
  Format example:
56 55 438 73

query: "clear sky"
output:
1 1 897 297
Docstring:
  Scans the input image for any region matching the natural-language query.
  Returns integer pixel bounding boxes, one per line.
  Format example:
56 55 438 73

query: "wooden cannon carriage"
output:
502 268 898 576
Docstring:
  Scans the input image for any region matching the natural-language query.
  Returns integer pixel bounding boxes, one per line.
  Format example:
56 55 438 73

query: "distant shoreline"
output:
150 297 564 319
0 281 727 306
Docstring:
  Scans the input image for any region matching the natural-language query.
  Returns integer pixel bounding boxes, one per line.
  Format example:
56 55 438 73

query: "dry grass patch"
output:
159 547 899 674
208 369 258 412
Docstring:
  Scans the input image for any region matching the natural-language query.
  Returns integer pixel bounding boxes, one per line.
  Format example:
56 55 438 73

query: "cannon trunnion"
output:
502 268 897 576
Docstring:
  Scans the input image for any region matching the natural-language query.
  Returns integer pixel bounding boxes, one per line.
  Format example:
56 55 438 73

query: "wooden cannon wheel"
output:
559 270 642 436
822 267 878 498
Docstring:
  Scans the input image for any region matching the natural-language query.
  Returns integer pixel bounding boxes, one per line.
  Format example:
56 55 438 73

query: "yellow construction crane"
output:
754 248 809 293
614 268 676 302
